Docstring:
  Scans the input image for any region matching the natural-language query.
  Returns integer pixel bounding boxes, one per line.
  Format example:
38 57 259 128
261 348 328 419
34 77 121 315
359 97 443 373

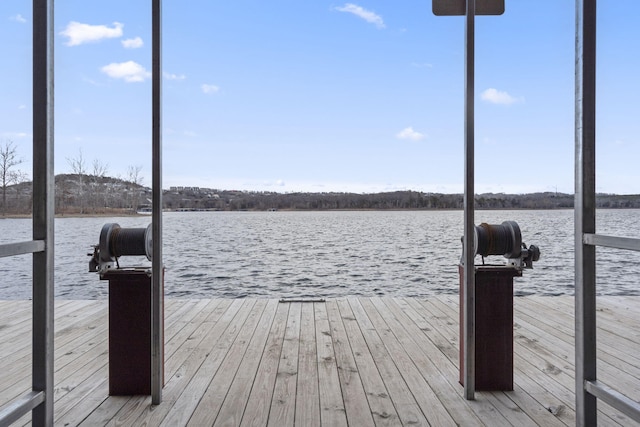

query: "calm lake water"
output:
1 210 639 299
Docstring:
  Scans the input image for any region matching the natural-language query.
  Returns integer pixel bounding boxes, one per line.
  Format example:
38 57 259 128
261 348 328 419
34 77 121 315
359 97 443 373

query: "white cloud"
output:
183 130 197 137
480 88 522 105
82 76 102 86
164 72 186 81
60 21 124 46
18 105 26 110
411 62 433 69
201 84 220 94
396 127 426 142
2 131 28 139
121 36 143 49
101 61 151 83
10 14 26 23
335 4 385 29
261 180 286 188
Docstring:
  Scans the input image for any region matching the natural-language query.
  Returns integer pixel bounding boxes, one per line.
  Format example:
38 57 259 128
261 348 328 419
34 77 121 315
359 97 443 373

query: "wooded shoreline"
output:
3 174 640 215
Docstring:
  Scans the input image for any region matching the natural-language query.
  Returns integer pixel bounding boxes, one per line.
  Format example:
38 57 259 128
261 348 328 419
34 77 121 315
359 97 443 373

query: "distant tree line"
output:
164 188 640 211
4 139 640 215
4 173 640 216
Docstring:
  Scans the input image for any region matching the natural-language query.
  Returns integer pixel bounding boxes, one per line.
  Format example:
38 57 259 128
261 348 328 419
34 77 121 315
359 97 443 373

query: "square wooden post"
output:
459 265 520 390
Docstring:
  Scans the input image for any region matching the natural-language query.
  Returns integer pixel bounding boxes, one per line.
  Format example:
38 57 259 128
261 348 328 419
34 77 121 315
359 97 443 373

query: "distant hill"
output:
2 173 149 216
3 176 640 216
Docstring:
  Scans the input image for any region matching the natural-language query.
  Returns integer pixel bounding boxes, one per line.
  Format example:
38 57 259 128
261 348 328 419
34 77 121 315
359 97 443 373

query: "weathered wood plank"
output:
0 300 31 319
0 300 95 360
0 301 108 404
512 306 638 426
72 300 207 427
326 301 375 426
153 298 255 427
3 296 640 426
294 302 320 427
325 299 375 427
53 365 109 427
1 302 110 412
513 297 640 397
186 299 269 426
126 299 239 426
267 302 302 427
162 299 221 359
74 299 232 426
314 302 348 427
347 298 429 426
399 296 533 425
413 296 572 426
429 296 584 424
239 302 290 427
523 296 640 376
437 294 632 426
363 297 477 427
106 299 226 426
214 299 279 427
335 299 399 426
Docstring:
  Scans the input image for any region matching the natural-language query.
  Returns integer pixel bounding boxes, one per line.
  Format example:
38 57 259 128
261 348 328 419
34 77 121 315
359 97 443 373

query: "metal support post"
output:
32 0 55 424
151 0 164 406
463 0 476 401
575 0 597 425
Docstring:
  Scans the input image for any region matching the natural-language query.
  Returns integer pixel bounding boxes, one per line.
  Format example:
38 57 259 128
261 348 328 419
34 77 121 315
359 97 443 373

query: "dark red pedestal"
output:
459 265 520 391
103 268 164 395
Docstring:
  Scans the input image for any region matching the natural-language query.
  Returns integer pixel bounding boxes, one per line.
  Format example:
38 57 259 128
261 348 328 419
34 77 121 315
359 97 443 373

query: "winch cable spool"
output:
109 226 149 258
99 223 152 265
474 221 522 258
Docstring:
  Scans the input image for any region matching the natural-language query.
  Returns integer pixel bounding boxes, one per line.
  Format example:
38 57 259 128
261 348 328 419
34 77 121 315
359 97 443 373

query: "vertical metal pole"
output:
151 0 164 405
463 0 476 401
32 0 55 424
575 0 597 425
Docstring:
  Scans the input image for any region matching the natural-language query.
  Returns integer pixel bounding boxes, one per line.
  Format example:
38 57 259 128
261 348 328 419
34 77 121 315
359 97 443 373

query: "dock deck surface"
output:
1 296 639 426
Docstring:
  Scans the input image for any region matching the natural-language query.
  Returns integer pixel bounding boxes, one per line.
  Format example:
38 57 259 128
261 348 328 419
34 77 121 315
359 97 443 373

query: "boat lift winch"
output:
88 222 162 396
459 220 540 391
465 220 540 269
88 223 153 275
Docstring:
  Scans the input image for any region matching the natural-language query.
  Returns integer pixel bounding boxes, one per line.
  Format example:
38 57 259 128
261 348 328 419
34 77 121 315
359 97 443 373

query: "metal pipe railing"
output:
0 391 45 426
0 241 45 258
583 234 640 252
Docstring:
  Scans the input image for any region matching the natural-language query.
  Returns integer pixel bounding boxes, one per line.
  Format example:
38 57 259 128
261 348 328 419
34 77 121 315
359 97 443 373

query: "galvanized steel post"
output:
575 0 597 424
32 0 55 423
463 0 476 401
151 0 164 406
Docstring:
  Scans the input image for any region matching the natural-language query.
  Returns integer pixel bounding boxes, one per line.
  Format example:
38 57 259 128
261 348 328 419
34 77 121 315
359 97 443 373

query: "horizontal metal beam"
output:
0 391 45 427
0 240 46 258
585 380 640 422
583 233 640 252
433 0 504 15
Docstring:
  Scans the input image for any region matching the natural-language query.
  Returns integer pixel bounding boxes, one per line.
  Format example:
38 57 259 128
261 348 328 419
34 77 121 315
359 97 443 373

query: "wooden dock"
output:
1 296 639 426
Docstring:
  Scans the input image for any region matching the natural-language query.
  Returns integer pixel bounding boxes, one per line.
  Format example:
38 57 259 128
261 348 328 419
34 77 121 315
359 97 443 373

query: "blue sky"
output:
1 1 639 194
